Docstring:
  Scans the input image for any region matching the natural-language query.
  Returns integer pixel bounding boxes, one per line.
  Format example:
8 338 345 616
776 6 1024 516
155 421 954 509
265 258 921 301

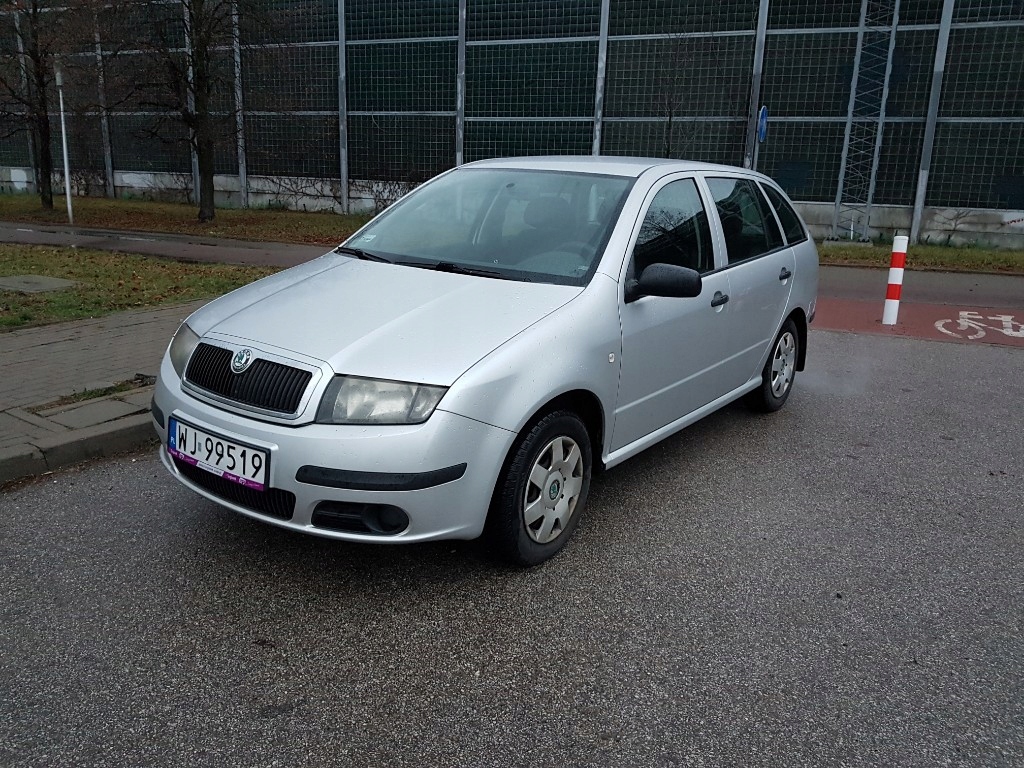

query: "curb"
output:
0 392 160 487
0 414 158 486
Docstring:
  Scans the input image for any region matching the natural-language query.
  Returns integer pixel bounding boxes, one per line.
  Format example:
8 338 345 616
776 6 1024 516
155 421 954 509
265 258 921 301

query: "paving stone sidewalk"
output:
1 222 330 486
0 301 205 484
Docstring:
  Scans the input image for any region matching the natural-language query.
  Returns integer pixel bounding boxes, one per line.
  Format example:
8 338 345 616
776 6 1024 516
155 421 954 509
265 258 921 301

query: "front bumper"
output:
153 361 515 543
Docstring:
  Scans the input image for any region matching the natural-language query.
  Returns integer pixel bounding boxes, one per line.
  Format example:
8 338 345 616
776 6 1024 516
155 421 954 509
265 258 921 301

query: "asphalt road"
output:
1 330 1022 767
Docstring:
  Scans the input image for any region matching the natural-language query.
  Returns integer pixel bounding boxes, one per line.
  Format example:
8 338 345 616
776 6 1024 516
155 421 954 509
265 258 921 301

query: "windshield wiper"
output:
334 245 392 263
400 260 524 281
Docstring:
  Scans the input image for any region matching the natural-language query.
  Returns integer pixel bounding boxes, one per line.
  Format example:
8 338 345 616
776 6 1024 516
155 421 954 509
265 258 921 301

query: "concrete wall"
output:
797 202 1024 249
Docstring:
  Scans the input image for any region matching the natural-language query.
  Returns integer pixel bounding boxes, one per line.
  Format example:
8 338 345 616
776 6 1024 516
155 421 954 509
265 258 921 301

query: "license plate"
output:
168 417 269 491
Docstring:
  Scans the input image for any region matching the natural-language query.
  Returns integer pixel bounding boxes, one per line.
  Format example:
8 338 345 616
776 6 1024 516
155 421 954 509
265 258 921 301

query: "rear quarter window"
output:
761 184 808 245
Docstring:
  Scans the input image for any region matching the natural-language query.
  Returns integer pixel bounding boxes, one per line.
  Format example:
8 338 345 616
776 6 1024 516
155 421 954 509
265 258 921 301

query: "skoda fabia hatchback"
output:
153 157 819 565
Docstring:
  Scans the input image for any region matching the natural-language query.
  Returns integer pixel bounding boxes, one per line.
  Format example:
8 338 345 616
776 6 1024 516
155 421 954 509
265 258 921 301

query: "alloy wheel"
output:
771 331 797 398
523 435 584 544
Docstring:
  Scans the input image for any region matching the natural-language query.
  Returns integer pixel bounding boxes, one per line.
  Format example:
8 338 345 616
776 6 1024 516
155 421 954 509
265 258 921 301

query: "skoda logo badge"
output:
231 348 254 374
548 479 561 501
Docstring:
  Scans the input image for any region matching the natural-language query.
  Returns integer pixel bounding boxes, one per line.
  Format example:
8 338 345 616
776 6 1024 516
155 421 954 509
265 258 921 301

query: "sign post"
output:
54 57 74 225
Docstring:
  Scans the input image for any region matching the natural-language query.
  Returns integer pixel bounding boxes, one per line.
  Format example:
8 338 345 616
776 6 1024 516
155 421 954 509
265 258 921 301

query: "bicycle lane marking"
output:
935 310 1024 340
814 298 1024 348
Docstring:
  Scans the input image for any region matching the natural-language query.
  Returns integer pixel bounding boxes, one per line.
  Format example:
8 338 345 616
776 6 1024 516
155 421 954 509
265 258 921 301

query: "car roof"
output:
461 155 763 180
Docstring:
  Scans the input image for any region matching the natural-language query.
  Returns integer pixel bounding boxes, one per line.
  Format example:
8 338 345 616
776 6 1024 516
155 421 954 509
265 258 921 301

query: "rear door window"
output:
761 184 808 245
706 177 784 265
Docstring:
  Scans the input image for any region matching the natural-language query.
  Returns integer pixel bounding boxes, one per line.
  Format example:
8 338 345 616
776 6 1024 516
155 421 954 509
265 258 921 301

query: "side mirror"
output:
624 263 703 303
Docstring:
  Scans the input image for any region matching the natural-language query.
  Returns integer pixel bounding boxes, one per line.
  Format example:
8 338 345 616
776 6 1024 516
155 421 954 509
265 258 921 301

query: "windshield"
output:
345 168 634 286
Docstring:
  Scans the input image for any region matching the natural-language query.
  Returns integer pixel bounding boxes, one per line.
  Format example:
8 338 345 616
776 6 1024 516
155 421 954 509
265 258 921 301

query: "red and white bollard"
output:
882 235 909 326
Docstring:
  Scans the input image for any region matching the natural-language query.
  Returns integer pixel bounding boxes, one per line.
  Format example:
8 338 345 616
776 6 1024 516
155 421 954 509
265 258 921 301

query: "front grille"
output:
174 457 295 520
185 343 312 414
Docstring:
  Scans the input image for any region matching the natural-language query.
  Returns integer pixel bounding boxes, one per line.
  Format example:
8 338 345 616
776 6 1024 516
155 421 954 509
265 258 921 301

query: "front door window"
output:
633 178 715 275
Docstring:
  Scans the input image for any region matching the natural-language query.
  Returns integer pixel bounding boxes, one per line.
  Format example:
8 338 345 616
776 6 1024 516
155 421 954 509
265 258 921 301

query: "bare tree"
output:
644 5 756 162
0 0 96 209
2 0 146 208
108 0 311 221
652 32 747 160
105 0 242 221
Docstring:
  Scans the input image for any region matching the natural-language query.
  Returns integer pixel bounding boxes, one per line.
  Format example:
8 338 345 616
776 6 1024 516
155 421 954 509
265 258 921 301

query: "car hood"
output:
190 255 581 386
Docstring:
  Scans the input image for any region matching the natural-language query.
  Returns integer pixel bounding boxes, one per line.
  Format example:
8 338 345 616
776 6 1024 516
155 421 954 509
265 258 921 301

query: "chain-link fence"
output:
1 0 1022 242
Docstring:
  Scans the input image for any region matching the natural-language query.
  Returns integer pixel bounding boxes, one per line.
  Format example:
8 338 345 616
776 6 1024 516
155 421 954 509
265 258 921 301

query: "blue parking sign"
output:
757 105 769 143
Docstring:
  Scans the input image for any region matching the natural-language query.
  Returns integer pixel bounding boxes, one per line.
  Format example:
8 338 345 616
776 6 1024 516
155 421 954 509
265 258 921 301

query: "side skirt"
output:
602 376 762 470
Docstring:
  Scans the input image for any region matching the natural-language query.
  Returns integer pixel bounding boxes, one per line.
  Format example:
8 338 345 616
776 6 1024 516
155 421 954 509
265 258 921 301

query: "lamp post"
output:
53 56 74 225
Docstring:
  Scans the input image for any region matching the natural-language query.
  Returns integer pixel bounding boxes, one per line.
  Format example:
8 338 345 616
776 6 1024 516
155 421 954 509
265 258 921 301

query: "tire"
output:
749 318 800 413
487 411 592 567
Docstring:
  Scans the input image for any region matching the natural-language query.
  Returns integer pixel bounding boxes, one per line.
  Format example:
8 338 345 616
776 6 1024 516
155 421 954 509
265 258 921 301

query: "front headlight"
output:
168 323 200 378
316 375 447 425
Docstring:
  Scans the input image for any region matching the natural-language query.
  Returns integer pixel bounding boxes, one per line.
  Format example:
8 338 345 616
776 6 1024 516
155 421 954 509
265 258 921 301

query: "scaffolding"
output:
830 0 901 241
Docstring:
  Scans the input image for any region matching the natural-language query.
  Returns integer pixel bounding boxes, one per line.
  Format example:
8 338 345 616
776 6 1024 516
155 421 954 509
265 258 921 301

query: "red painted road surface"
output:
815 297 1024 348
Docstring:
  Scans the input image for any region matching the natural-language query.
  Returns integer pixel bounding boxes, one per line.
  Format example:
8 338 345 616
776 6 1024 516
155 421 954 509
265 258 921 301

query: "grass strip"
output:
0 193 370 246
30 377 149 413
0 244 278 330
821 242 1024 273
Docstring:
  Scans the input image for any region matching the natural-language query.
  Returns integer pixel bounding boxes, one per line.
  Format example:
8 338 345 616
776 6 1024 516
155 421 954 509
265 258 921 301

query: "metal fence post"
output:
13 12 37 191
743 0 770 169
455 0 466 165
93 22 115 198
337 0 349 212
231 0 248 208
591 0 611 156
182 2 201 202
910 0 955 244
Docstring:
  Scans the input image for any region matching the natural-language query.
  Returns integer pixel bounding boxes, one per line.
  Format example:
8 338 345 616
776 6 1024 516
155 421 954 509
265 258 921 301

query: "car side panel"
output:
438 274 622 444
612 271 736 451
722 246 797 381
791 238 820 325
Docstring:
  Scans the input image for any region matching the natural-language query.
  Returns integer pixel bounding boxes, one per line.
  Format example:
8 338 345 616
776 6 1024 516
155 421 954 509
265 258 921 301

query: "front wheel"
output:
487 411 592 566
749 318 800 413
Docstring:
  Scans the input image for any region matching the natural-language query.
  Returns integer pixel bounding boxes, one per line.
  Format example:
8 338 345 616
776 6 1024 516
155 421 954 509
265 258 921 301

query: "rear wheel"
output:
487 411 592 566
749 318 799 413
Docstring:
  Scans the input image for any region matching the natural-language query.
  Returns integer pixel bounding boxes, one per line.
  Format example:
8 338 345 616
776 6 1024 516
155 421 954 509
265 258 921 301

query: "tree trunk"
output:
191 14 216 224
195 134 216 222
26 13 54 210
32 112 54 210
663 110 675 160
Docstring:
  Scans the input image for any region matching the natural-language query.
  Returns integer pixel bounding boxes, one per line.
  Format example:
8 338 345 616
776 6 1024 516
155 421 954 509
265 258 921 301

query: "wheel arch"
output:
490 388 607 504
483 388 605 553
788 307 808 371
539 390 606 469
511 389 606 470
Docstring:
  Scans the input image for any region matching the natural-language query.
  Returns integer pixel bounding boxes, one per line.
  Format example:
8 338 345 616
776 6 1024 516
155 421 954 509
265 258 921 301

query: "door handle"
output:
711 291 729 308
779 267 793 281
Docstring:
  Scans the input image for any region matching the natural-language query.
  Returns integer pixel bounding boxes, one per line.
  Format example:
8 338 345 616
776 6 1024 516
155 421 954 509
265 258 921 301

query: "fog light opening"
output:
364 504 410 535
312 501 409 536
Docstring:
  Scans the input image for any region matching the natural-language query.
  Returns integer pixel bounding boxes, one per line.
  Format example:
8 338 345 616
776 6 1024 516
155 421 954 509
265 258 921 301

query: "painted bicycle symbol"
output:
935 311 1024 340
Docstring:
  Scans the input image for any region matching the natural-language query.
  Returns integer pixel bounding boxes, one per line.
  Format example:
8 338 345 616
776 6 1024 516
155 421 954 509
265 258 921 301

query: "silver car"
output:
153 157 818 565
